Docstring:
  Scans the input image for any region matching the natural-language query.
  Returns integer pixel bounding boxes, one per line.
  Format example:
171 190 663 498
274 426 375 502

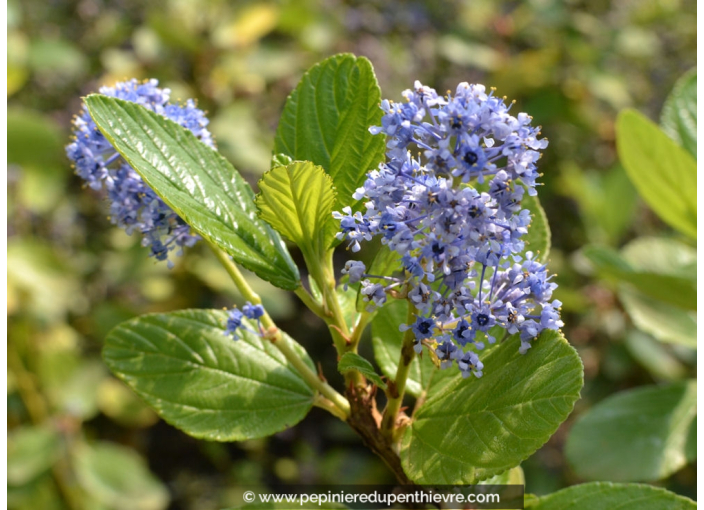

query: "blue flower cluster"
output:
335 81 563 378
225 302 265 340
66 79 214 267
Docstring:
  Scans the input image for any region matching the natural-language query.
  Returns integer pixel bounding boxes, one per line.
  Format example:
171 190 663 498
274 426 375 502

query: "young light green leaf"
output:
371 299 455 398
400 330 583 484
616 109 696 239
103 309 315 441
274 53 385 242
255 161 337 258
565 380 696 482
661 68 696 159
73 441 170 510
522 193 551 262
270 153 294 169
526 482 696 510
338 352 387 389
85 95 300 290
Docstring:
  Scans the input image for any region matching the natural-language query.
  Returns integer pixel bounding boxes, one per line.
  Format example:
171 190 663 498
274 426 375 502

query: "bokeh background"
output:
7 0 697 508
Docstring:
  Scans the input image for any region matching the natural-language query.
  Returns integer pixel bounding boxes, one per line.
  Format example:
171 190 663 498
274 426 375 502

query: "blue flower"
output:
342 260 367 286
242 302 265 320
225 301 266 340
225 309 246 340
457 350 484 379
335 80 561 377
67 78 213 267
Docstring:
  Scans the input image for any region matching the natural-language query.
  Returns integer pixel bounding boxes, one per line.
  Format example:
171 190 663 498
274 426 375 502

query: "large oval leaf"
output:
274 53 385 208
400 330 583 484
103 309 315 441
255 161 337 258
661 68 696 159
616 109 696 239
565 380 696 482
526 482 696 510
85 95 300 290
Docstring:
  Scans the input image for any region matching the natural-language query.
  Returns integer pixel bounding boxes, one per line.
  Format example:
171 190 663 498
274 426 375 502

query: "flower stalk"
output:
210 242 351 419
380 299 417 440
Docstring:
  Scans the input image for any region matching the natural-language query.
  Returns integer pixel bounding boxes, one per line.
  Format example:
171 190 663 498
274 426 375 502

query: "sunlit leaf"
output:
401 330 583 483
616 109 696 239
255 161 337 258
103 309 315 441
85 95 300 290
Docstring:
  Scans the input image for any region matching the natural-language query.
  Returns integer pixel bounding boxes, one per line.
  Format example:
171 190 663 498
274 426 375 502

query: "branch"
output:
209 242 350 419
380 299 416 439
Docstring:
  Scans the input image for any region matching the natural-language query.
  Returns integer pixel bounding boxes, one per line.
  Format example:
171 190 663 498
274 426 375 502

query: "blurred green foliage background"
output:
7 0 696 508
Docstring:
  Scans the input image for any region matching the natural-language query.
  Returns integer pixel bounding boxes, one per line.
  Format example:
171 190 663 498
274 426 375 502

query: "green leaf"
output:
624 331 687 382
85 95 300 290
73 441 170 510
103 309 315 441
526 482 696 510
338 352 387 389
371 299 455 398
356 245 402 312
273 53 385 240
620 288 696 348
8 425 61 486
255 161 337 258
522 193 551 262
270 153 294 169
616 109 696 239
565 380 696 482
661 68 696 159
336 284 361 331
582 245 696 311
400 330 583 484
606 237 697 347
